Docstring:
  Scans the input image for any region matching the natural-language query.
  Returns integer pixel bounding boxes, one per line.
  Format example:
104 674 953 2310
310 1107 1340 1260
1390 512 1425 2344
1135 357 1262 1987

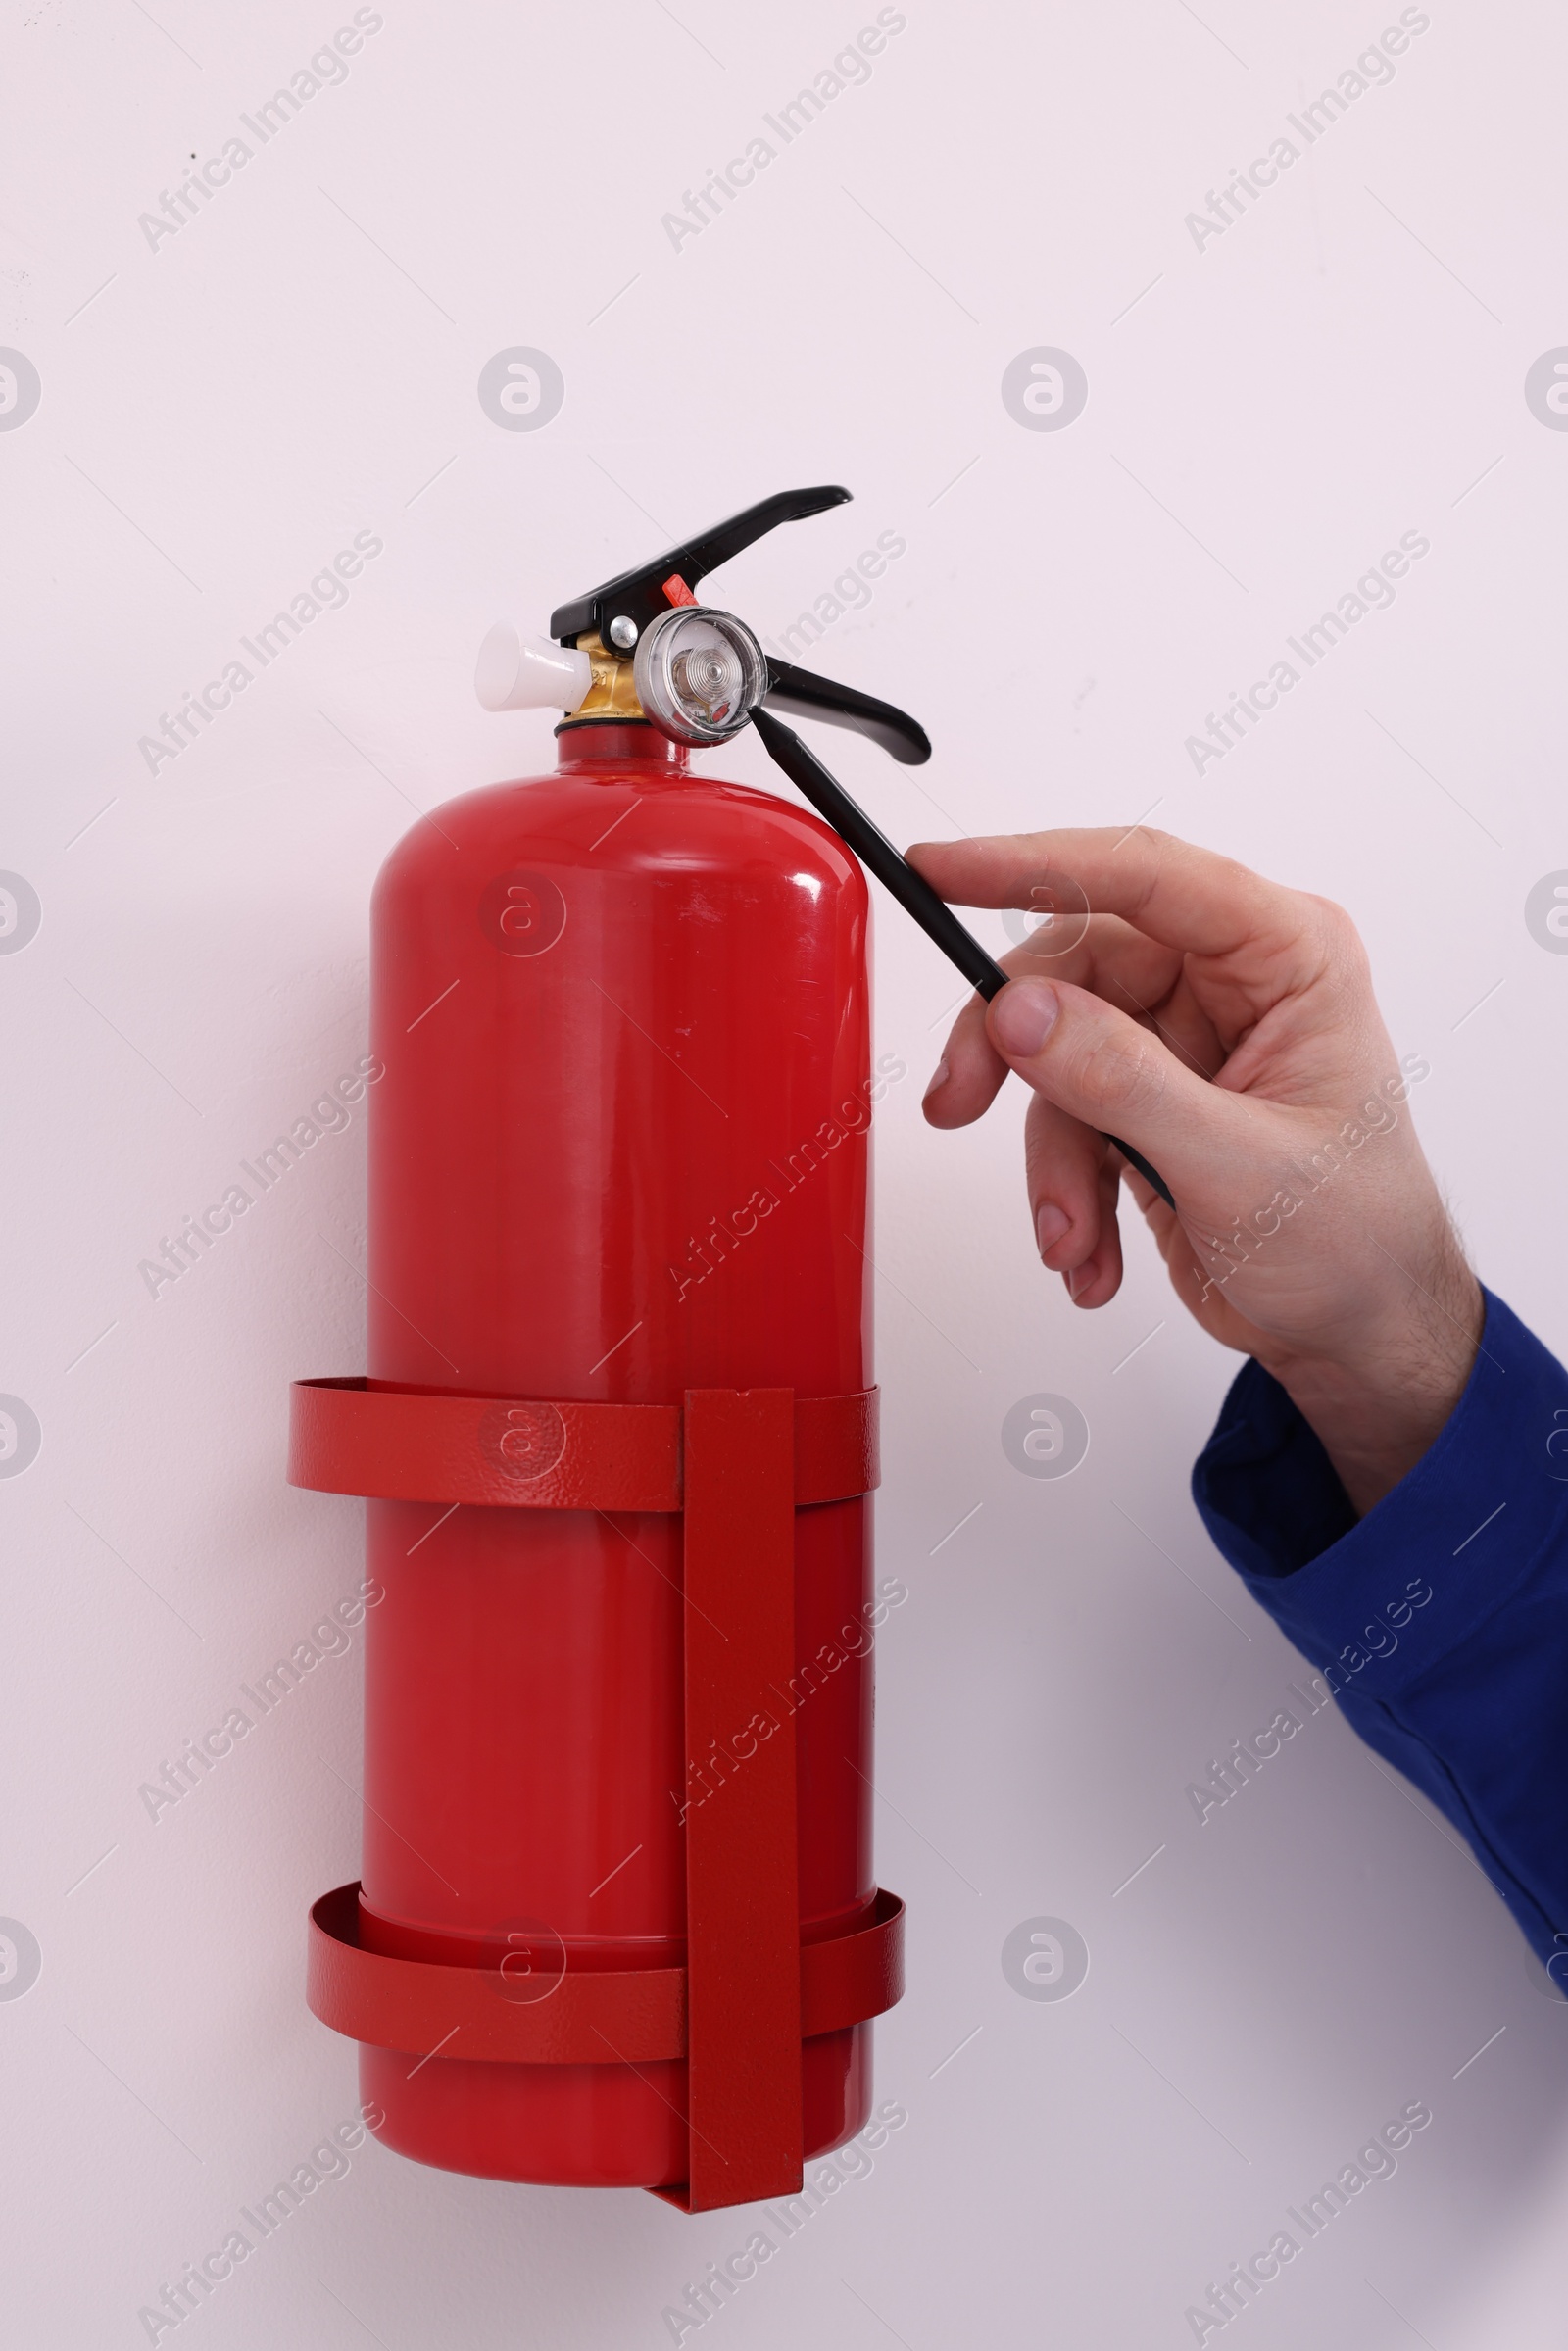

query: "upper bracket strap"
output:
287 1379 879 1514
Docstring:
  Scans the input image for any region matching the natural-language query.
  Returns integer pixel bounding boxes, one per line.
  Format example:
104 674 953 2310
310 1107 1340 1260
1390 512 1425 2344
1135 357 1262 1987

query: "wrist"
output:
1264 1249 1484 1516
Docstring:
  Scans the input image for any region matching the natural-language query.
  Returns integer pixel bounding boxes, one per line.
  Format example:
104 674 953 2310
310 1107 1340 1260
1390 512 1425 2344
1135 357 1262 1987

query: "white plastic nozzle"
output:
475 623 594 714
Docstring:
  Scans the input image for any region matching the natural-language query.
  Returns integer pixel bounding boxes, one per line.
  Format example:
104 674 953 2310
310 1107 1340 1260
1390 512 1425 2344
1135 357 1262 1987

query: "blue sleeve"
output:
1192 1288 1568 1968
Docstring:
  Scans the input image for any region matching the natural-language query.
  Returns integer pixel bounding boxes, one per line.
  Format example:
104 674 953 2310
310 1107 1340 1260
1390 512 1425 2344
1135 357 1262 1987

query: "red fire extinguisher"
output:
290 488 933 2211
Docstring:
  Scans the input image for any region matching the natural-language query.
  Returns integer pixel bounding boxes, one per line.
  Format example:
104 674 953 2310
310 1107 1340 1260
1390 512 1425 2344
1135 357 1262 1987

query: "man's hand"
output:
907 826 1483 1516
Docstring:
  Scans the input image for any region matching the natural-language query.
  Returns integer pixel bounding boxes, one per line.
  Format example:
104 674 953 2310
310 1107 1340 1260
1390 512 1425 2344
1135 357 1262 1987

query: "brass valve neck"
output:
559 631 647 727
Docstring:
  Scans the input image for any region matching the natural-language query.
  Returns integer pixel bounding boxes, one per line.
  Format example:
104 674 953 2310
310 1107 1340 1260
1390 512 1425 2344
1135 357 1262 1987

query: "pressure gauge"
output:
633 606 767 746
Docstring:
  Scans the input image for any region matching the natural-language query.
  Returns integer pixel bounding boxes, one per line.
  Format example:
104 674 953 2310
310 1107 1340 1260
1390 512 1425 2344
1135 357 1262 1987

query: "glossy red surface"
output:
358 721 879 2185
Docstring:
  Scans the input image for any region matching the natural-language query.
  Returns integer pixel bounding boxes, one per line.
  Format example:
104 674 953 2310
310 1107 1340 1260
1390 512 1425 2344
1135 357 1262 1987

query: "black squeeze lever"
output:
551 486 852 649
749 707 1178 1215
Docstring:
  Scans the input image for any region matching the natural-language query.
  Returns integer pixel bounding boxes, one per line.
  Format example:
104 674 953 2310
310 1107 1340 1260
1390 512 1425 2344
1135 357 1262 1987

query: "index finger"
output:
906 826 1318 968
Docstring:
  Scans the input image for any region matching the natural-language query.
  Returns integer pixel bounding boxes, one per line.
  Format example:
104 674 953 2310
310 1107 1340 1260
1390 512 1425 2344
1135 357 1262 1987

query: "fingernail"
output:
992 979 1060 1060
1065 1263 1091 1301
922 1057 949 1105
1035 1202 1069 1257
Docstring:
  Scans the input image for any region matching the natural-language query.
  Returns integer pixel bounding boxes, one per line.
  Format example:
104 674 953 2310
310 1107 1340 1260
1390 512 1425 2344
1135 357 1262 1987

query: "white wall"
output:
5 0 1568 2342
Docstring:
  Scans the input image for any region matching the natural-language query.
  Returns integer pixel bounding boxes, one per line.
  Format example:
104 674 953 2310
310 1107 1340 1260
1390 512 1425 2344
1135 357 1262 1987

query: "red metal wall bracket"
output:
289 1378 901 2211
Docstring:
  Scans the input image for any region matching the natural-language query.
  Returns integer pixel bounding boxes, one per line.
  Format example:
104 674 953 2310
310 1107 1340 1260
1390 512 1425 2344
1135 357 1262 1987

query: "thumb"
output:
986 976 1244 1197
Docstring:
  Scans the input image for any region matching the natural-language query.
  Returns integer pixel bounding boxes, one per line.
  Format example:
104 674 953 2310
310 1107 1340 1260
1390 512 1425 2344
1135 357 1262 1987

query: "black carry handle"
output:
749 707 1177 1214
763 661 931 767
